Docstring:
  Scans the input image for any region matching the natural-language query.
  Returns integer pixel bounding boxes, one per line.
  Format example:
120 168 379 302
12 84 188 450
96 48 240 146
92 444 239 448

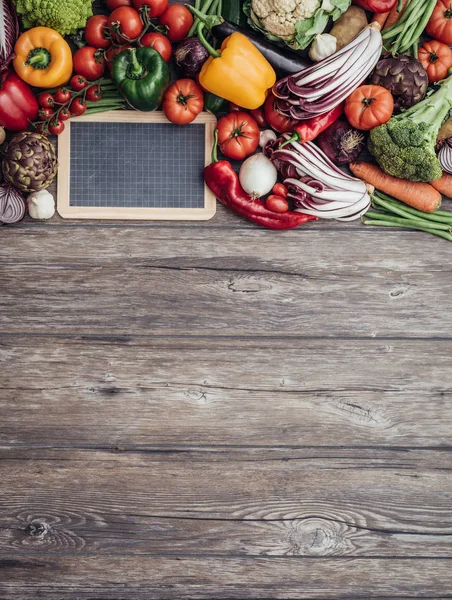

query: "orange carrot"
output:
430 173 452 198
372 11 390 29
349 162 442 213
383 0 409 30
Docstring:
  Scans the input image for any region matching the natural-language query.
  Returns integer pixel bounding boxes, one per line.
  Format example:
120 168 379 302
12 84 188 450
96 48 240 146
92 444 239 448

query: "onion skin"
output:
438 138 452 175
174 37 209 78
0 184 26 224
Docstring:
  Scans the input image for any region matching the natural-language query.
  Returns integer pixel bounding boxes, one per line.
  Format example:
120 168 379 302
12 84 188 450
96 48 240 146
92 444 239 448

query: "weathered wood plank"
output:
1 336 451 447
0 447 451 562
1 227 451 338
1 555 452 599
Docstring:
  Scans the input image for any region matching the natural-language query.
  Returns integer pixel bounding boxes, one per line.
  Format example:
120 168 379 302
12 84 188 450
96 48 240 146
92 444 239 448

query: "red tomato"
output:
106 0 132 9
249 106 267 127
419 40 452 82
133 0 168 17
85 15 111 50
73 47 106 80
140 32 172 61
217 112 260 160
266 195 289 213
70 75 88 91
163 79 204 125
37 92 54 108
105 44 133 71
54 87 72 104
35 123 49 136
70 98 87 116
159 4 193 42
345 85 394 130
272 183 288 198
59 107 71 121
49 119 65 135
426 0 452 45
86 85 103 102
108 6 143 42
38 107 54 120
264 93 300 133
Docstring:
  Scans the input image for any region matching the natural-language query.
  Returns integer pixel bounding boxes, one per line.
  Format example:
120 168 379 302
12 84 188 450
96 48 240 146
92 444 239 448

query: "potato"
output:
330 6 368 50
0 126 5 146
438 117 452 141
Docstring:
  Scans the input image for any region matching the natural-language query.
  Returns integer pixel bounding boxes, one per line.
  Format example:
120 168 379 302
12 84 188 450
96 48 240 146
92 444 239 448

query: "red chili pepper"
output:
0 71 39 131
352 0 396 13
290 104 344 144
204 131 317 230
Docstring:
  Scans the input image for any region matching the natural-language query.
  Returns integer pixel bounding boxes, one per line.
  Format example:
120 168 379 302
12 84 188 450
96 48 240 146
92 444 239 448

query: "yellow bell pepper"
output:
198 31 276 110
13 27 73 88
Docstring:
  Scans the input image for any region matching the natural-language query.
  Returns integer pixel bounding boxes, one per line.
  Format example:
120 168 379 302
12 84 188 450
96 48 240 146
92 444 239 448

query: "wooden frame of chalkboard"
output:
57 111 217 220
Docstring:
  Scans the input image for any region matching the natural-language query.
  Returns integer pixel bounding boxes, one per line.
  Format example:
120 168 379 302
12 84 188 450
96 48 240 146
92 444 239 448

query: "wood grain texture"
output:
1 335 451 447
1 555 452 599
0 447 451 559
1 225 452 338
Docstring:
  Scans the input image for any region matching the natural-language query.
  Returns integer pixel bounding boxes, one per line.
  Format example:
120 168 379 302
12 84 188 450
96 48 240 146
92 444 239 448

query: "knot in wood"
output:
26 521 49 539
286 518 346 556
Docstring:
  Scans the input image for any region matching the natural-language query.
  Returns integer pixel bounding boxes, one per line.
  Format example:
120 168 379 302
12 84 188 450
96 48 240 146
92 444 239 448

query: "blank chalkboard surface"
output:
57 111 217 220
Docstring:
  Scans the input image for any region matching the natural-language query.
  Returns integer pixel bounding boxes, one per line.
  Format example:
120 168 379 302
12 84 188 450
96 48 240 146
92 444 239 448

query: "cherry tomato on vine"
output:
71 75 88 91
70 98 87 116
49 119 65 135
133 0 168 17
140 32 172 61
73 47 106 80
159 4 193 42
54 87 72 104
59 107 71 121
35 123 49 136
37 92 54 109
86 85 103 102
216 111 260 160
38 107 54 120
84 15 112 50
108 6 143 42
106 0 132 9
162 78 204 125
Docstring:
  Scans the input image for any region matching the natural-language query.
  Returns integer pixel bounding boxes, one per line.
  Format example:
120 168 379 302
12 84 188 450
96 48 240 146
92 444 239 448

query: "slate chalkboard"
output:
57 111 217 220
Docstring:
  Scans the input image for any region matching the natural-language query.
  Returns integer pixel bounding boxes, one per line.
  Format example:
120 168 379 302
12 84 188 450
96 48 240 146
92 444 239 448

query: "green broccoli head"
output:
369 120 442 183
14 0 94 36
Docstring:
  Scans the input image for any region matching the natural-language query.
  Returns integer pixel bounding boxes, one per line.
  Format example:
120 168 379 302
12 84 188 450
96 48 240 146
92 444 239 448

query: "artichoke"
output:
370 54 429 112
2 132 58 193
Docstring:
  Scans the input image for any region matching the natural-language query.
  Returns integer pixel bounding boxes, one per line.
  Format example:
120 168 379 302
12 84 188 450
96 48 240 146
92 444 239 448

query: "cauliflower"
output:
13 0 94 36
251 0 320 38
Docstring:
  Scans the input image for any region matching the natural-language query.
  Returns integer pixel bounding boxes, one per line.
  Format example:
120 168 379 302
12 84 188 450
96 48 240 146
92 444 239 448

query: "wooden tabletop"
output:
1 198 452 598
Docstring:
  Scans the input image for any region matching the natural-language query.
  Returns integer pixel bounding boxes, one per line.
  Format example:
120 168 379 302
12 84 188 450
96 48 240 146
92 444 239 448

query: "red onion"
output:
270 135 372 221
0 0 19 73
316 119 365 165
0 184 25 224
174 37 209 78
272 24 382 121
438 138 452 175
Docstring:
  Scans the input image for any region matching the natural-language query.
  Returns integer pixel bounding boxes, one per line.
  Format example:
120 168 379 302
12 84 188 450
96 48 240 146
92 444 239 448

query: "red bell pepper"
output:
0 71 39 131
352 0 397 13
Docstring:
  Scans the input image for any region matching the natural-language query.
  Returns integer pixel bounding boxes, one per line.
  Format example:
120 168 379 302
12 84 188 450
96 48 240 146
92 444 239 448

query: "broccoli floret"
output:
369 76 452 182
14 0 94 36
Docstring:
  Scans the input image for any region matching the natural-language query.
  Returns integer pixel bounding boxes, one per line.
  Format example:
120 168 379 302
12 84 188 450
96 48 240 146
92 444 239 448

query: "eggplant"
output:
212 20 310 76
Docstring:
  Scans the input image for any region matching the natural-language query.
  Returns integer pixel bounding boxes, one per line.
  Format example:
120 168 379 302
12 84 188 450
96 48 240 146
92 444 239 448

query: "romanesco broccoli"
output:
369 75 452 183
14 0 94 36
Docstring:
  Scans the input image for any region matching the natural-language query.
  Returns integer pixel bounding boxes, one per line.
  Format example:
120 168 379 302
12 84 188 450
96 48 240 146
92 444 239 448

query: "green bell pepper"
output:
112 47 170 112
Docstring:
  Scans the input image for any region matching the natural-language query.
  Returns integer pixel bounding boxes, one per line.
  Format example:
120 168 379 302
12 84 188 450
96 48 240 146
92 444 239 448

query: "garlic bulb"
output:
259 129 277 148
309 33 337 62
27 189 55 220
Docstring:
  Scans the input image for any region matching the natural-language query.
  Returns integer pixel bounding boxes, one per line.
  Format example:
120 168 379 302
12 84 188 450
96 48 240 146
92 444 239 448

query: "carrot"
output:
349 161 442 213
430 173 452 198
383 0 409 30
372 11 390 29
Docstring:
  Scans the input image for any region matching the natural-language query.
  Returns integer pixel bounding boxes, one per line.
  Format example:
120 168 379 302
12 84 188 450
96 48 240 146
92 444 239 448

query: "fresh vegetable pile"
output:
1 0 452 241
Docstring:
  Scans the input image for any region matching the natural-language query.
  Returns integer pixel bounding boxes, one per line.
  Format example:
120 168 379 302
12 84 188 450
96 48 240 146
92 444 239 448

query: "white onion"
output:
239 153 277 198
